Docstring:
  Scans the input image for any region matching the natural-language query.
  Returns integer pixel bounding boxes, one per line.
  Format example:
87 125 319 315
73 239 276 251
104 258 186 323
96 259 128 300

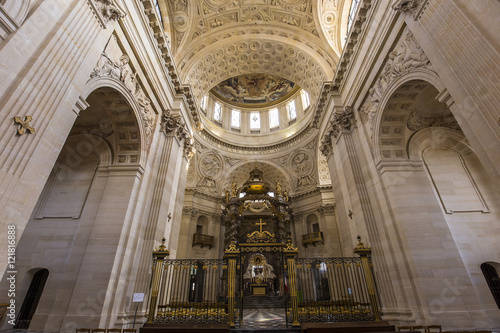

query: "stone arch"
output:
306 213 320 233
82 78 151 166
373 73 458 164
1 0 30 27
222 160 294 196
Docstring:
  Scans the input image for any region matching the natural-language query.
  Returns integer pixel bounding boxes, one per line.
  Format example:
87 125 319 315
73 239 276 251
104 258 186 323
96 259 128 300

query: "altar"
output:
250 282 268 296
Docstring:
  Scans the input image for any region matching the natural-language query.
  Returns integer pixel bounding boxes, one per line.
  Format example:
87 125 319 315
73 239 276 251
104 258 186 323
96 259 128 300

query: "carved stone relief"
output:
318 150 332 185
359 28 433 136
90 37 156 144
199 151 223 177
406 110 460 132
92 0 125 25
391 0 424 15
289 150 316 191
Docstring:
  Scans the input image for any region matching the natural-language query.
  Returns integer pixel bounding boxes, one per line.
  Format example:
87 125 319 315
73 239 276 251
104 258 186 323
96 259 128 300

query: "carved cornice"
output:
311 0 373 129
318 203 336 215
138 0 202 130
197 125 316 155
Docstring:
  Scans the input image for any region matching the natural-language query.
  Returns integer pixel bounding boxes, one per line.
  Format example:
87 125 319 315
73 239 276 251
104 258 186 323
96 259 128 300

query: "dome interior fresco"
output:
158 0 354 132
210 73 299 107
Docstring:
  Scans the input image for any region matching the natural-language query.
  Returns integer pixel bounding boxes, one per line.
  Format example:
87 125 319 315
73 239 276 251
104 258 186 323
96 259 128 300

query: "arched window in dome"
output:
269 108 279 129
153 0 164 28
301 90 310 109
287 100 297 122
347 0 360 37
214 102 222 123
250 112 260 129
200 95 208 111
231 109 241 128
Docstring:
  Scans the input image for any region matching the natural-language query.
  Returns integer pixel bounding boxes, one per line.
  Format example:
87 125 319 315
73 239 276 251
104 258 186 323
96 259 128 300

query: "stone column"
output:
320 106 398 320
130 110 192 324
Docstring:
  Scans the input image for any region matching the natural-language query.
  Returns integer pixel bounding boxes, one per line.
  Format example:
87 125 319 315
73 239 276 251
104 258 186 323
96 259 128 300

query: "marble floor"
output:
240 308 288 329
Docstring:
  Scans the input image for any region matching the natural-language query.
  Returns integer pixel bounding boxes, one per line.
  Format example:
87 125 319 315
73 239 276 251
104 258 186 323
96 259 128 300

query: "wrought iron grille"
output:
151 258 231 324
287 257 377 323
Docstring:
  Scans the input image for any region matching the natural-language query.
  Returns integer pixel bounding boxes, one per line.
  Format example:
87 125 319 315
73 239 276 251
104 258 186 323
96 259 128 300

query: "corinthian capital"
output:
392 0 422 15
93 0 125 23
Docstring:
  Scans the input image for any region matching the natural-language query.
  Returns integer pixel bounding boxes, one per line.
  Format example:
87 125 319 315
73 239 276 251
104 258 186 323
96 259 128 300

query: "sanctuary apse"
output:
0 0 499 332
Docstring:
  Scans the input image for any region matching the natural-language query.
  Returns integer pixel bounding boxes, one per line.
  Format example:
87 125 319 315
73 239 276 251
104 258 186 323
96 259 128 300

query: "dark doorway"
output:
15 269 49 329
481 262 500 309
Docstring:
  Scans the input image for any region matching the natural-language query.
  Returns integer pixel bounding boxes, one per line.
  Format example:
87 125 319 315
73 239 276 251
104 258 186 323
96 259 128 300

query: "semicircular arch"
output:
222 160 294 196
82 77 153 166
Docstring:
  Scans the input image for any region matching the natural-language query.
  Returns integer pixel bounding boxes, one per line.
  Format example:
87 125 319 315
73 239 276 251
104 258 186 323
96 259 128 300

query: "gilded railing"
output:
147 257 228 324
289 256 377 323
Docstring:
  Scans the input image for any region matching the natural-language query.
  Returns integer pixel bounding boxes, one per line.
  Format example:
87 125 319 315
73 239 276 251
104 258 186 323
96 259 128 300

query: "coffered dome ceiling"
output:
160 0 352 107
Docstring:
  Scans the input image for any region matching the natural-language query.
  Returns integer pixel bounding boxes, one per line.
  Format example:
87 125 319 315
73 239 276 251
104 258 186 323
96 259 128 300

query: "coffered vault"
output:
158 0 351 104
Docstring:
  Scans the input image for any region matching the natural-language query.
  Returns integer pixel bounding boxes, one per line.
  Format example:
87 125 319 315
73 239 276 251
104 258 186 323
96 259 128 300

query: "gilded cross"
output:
256 219 266 233
14 116 35 135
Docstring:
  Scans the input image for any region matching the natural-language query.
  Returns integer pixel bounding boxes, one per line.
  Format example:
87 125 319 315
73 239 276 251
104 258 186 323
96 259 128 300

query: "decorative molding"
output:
90 50 155 143
138 0 202 130
392 0 428 20
89 0 125 27
320 106 354 157
197 125 316 155
318 151 332 185
184 138 196 161
406 110 460 132
160 110 184 138
359 28 433 129
318 203 336 215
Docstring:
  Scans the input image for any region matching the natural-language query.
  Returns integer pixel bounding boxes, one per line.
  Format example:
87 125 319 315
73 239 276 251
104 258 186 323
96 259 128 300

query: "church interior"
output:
0 0 499 332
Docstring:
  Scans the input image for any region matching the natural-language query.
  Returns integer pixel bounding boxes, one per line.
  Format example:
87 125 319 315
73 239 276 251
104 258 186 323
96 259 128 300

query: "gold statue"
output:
231 182 238 198
283 189 289 201
275 181 283 196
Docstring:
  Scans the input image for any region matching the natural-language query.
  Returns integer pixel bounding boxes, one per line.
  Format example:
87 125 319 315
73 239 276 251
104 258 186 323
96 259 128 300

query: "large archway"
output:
10 86 146 332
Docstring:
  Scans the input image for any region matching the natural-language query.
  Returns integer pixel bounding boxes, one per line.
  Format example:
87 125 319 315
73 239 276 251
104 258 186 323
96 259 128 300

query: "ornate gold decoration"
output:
14 116 35 135
224 239 240 254
354 235 370 252
246 219 277 243
283 238 299 253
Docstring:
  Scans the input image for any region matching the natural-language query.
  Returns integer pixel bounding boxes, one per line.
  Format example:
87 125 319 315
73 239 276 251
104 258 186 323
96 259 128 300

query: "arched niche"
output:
222 161 293 196
374 78 460 164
